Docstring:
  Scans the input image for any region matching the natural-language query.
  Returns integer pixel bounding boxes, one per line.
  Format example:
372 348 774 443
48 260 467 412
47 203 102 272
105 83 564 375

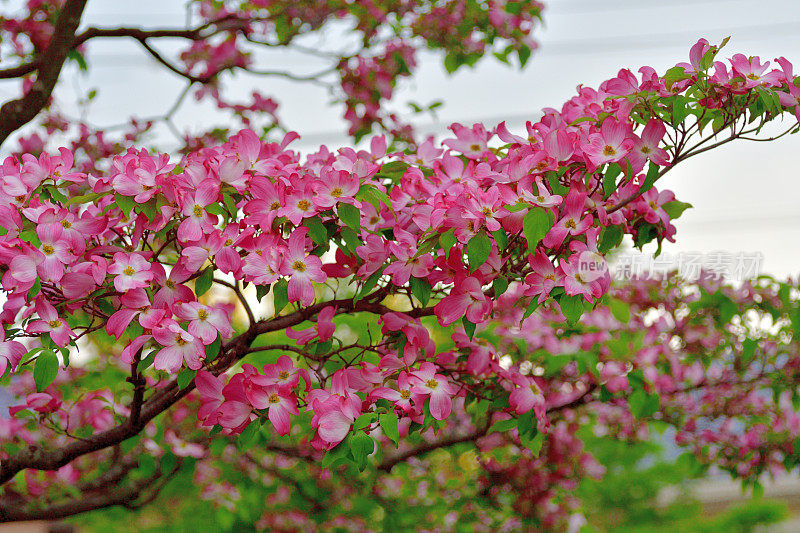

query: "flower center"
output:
123 266 136 276
564 219 576 229
42 244 55 255
224 238 233 246
400 389 411 399
297 199 311 211
425 378 438 389
166 280 176 289
331 188 343 197
278 371 290 380
270 201 281 211
48 319 62 328
197 309 208 321
175 334 187 346
648 201 658 210
469 143 481 152
192 205 204 217
292 260 306 272
746 73 759 80
602 145 616 156
640 146 651 154
61 220 72 228
268 393 280 404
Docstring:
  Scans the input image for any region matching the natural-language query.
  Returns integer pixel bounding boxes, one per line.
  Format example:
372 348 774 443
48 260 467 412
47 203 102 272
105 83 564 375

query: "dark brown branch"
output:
0 0 89 146
0 287 395 486
0 16 245 80
0 456 182 522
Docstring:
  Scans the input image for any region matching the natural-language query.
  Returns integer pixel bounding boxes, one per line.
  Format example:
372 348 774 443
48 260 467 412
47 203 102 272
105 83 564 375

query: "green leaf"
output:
205 202 227 217
34 351 59 392
177 368 197 390
523 208 554 251
492 228 508 250
349 432 375 471
462 316 476 340
273 279 289 314
629 390 660 418
137 351 156 373
598 225 624 254
114 193 136 216
602 163 622 199
19 229 41 247
493 276 509 299
379 412 400 446
444 52 460 74
304 217 328 245
237 422 259 452
356 185 393 214
489 417 518 433
339 226 361 255
255 284 271 303
410 276 432 307
662 200 692 220
558 294 585 324
222 192 238 218
609 298 630 323
195 267 214 296
439 229 457 256
205 336 222 362
467 232 492 271
355 268 384 302
639 162 660 194
67 50 88 72
377 161 410 181
517 45 532 68
523 298 540 319
664 66 687 90
28 277 41 300
354 413 376 430
338 203 361 231
520 431 544 455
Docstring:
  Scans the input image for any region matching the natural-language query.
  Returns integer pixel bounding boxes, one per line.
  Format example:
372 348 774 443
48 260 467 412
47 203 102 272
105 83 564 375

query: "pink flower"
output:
0 338 25 377
108 252 154 292
730 54 783 89
370 372 419 413
178 179 219 243
152 322 205 373
629 119 670 171
442 123 492 159
524 250 560 304
434 275 491 327
246 383 298 436
195 370 226 425
280 227 326 306
311 396 360 449
409 362 456 420
176 301 234 345
249 356 306 391
542 190 593 249
313 168 359 209
582 118 634 167
287 305 336 345
27 300 75 348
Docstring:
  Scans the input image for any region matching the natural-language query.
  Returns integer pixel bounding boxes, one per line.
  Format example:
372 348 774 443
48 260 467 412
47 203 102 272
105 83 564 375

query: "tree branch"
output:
0 0 89 147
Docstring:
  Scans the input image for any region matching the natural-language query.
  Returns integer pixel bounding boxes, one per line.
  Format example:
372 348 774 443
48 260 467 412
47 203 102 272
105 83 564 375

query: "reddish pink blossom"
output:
108 252 154 292
409 362 456 420
152 322 205 373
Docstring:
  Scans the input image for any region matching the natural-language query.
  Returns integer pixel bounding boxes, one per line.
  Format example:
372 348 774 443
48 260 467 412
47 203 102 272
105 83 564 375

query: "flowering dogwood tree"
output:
2 0 800 530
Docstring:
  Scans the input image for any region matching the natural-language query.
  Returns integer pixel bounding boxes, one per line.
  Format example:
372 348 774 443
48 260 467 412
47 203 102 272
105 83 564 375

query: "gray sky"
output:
1 0 799 279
